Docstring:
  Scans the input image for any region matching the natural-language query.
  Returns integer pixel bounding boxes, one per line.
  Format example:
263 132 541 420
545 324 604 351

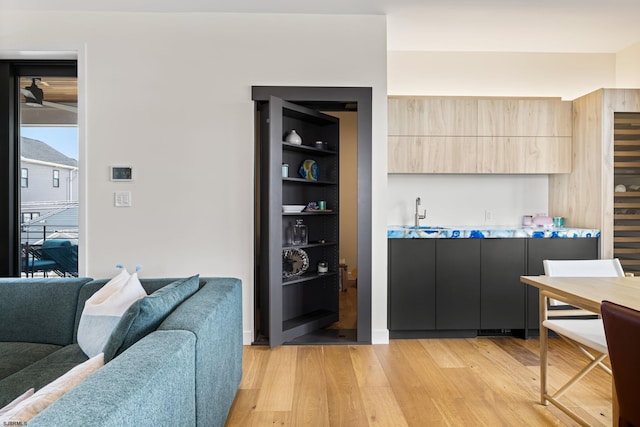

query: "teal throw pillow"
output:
102 274 200 362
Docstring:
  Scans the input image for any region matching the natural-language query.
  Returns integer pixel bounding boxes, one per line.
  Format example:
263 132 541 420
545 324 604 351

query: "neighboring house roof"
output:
23 205 78 228
21 137 77 168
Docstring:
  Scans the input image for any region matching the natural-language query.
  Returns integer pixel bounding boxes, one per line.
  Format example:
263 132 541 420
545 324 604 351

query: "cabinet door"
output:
388 97 477 136
388 136 477 173
436 239 481 329
388 239 436 330
477 137 571 173
526 238 599 329
477 99 572 137
481 239 526 329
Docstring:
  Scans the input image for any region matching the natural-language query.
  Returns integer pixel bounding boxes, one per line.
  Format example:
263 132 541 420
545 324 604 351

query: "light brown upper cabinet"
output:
388 97 477 136
477 99 572 137
389 136 477 173
388 96 572 174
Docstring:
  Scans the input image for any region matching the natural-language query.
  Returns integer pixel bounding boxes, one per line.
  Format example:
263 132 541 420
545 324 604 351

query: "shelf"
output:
614 225 640 231
282 141 337 155
282 211 337 216
282 309 336 332
282 271 338 286
614 192 640 197
282 177 337 185
614 202 640 208
614 214 640 220
283 241 337 250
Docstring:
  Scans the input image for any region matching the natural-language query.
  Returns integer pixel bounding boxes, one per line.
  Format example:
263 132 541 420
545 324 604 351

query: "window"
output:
53 170 60 187
21 212 39 223
0 60 77 276
21 168 28 188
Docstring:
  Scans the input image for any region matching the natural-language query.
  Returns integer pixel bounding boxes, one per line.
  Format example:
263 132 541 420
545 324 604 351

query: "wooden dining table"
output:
520 275 640 427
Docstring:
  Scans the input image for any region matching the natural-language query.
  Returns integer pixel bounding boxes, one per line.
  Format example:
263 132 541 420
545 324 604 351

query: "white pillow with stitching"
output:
77 267 146 357
0 388 34 416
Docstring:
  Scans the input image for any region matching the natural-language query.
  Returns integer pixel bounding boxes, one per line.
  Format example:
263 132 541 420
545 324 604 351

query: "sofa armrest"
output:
29 330 196 427
158 277 242 427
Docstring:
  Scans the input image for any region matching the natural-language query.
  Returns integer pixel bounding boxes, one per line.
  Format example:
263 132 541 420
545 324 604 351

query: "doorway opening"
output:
252 87 372 347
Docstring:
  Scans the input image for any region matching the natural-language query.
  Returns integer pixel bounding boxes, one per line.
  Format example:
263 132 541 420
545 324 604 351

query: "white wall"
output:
388 174 548 227
387 50 619 228
617 42 640 88
0 11 388 344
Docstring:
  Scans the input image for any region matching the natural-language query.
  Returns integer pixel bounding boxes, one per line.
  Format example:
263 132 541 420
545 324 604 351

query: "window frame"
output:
0 60 77 276
52 169 59 188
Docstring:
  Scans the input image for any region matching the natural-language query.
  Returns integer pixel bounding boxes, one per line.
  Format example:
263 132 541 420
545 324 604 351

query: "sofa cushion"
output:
0 353 103 424
0 344 88 408
0 278 92 345
77 269 146 358
0 342 62 382
102 275 200 362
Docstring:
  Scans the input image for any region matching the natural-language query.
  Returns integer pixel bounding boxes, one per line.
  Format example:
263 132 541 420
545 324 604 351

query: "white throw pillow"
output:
77 267 147 357
0 353 104 423
0 388 34 415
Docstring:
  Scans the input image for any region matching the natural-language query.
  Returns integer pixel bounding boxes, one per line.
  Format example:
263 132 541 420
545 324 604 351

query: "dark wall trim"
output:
252 86 373 343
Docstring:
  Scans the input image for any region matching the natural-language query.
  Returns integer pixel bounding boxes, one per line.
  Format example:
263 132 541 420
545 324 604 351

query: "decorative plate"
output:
282 248 309 278
298 159 319 181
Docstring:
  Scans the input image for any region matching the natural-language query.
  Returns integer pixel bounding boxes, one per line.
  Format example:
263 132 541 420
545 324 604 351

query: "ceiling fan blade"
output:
42 100 78 113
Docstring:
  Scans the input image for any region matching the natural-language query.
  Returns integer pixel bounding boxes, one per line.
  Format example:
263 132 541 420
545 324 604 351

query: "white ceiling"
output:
3 0 640 53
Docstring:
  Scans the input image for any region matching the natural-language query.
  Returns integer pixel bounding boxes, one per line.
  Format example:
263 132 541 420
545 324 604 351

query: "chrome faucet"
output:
415 197 427 227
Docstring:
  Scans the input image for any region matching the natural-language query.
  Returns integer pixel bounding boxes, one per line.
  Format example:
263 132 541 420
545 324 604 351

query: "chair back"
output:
601 301 640 427
543 259 625 278
41 239 78 276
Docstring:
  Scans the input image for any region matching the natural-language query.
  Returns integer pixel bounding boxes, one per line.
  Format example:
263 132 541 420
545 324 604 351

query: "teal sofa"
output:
0 276 242 426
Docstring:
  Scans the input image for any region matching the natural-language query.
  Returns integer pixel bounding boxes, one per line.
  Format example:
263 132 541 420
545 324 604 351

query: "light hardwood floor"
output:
226 336 612 426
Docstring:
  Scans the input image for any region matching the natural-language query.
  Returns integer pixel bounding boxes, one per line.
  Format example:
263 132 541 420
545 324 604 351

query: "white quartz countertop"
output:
387 225 600 239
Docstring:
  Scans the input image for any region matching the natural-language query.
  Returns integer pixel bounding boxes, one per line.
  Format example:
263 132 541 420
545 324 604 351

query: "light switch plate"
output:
114 191 131 207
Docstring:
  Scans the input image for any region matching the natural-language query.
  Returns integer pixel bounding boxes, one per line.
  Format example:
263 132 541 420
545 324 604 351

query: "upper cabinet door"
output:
477 99 572 137
388 97 477 136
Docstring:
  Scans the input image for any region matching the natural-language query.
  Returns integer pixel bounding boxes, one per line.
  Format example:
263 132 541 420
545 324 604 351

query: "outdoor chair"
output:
40 239 78 277
540 258 624 425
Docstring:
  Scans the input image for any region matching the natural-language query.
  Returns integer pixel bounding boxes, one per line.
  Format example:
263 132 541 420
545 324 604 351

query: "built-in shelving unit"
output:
613 112 640 273
256 96 340 347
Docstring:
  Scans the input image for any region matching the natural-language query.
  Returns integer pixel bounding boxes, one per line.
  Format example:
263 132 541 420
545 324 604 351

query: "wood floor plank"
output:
348 345 390 388
419 338 467 368
227 337 614 427
359 386 409 427
254 345 297 412
323 345 370 426
396 339 464 399
373 341 449 425
239 345 270 389
290 346 330 426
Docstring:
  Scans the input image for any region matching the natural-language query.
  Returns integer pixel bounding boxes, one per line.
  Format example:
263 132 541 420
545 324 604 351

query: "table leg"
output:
539 291 549 406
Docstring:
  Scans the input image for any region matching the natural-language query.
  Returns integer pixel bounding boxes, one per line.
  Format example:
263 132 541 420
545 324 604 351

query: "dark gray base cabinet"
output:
436 239 481 330
388 237 598 338
388 239 436 330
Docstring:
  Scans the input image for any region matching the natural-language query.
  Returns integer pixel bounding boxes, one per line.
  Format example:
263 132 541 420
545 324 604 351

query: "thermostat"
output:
110 166 133 181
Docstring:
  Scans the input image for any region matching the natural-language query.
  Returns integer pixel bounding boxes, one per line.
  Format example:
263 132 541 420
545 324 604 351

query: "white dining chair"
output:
540 258 624 426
